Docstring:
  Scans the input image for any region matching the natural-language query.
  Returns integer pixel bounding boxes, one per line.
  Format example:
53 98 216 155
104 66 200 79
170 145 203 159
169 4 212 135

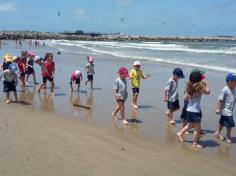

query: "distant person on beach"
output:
85 56 95 89
70 70 82 92
180 68 206 132
112 67 129 125
129 61 150 109
177 71 210 148
12 56 26 87
215 73 236 144
3 64 18 104
38 53 55 96
25 51 37 85
164 68 185 124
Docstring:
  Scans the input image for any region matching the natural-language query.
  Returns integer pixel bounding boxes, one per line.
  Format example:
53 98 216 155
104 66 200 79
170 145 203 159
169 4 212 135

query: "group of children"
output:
1 51 235 148
113 62 236 148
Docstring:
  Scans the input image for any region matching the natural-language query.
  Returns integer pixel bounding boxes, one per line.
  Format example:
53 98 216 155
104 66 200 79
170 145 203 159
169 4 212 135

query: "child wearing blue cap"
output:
215 73 236 144
164 68 185 124
3 64 18 104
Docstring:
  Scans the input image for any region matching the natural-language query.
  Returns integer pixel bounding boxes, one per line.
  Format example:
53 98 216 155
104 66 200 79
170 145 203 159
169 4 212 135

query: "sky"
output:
0 0 236 36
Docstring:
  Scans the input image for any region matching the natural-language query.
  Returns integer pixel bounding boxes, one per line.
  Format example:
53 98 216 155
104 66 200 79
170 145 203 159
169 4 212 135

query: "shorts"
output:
87 75 93 81
219 115 235 128
3 81 16 92
26 67 34 75
167 100 180 110
180 100 188 121
20 72 26 77
132 88 140 95
43 77 53 84
117 99 125 103
75 78 80 84
187 111 202 123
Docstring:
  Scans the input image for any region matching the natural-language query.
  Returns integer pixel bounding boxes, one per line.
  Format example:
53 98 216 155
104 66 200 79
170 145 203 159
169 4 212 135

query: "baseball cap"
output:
75 70 81 77
191 68 206 75
173 68 185 78
133 61 141 66
118 67 129 77
190 71 202 83
226 73 236 82
12 56 19 62
3 54 13 62
34 56 42 62
8 64 18 72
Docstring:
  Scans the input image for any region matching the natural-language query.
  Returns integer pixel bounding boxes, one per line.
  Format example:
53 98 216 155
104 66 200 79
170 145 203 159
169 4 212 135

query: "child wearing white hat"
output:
70 70 83 92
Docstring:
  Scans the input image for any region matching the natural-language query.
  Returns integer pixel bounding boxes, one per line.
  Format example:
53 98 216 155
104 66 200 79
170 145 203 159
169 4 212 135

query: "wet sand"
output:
0 40 236 175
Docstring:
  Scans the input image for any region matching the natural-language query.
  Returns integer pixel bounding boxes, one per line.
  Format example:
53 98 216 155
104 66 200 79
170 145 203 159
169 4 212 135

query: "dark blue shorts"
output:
26 67 34 75
87 75 93 81
167 100 180 110
180 100 188 121
3 81 16 92
187 111 202 123
132 88 139 95
219 115 235 128
43 77 53 84
117 99 125 103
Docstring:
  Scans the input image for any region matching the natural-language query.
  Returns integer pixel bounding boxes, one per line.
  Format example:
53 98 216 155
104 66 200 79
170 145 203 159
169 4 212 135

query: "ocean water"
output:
48 40 236 73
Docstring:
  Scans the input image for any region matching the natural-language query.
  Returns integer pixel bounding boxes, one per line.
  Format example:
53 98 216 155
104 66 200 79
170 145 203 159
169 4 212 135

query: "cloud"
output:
116 0 133 6
74 10 87 20
0 2 16 12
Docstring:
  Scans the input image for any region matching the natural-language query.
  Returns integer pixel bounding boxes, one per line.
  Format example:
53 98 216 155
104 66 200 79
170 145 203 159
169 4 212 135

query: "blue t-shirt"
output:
218 86 236 117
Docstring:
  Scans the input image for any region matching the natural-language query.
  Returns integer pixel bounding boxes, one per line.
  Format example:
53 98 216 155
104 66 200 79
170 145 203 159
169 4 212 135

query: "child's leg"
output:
5 92 10 104
77 84 80 91
215 124 224 140
70 82 73 92
90 80 93 89
193 123 202 148
49 80 55 95
226 128 232 143
177 123 193 142
25 74 30 83
38 83 44 93
112 105 120 119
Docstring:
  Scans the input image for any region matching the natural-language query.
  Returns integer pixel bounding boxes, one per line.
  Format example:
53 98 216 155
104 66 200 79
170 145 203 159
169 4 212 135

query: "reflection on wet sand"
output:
18 86 37 106
38 93 54 112
86 89 93 121
128 109 139 137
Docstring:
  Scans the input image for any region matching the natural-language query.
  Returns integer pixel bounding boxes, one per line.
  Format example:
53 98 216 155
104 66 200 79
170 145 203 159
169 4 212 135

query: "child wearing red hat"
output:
112 67 129 125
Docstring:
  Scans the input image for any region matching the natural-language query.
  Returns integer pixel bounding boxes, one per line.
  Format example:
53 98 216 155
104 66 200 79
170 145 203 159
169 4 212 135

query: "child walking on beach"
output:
38 53 55 96
177 71 210 148
129 61 150 109
70 70 83 92
215 73 236 144
85 56 95 89
12 56 26 87
112 67 129 125
26 51 37 85
164 68 185 124
3 64 18 104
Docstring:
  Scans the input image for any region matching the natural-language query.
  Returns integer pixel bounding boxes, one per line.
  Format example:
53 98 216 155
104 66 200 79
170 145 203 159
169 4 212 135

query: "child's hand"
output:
146 74 151 78
215 109 220 115
115 95 120 101
163 97 168 102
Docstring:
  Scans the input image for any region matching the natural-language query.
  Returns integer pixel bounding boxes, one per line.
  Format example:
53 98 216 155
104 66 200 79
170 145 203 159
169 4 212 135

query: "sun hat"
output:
75 70 81 77
118 67 129 77
12 56 19 62
87 56 94 62
133 61 141 66
173 68 185 78
8 64 18 72
226 73 236 82
189 71 202 83
3 54 13 62
191 68 206 75
28 51 35 56
34 56 42 62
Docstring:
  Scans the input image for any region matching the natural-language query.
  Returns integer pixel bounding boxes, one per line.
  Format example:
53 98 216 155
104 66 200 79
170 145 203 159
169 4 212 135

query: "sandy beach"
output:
0 40 236 176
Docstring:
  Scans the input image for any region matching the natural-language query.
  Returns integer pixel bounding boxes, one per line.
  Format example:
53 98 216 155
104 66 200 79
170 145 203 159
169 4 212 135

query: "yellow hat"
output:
3 54 13 62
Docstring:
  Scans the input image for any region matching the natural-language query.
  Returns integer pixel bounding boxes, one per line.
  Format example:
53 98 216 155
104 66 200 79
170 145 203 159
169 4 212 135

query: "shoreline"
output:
1 31 236 42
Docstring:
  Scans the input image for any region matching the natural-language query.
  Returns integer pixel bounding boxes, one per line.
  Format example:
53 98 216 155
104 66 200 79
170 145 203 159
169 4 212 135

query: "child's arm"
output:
140 70 150 79
26 59 33 68
163 89 168 102
183 91 189 101
202 80 210 95
215 100 221 115
14 73 18 86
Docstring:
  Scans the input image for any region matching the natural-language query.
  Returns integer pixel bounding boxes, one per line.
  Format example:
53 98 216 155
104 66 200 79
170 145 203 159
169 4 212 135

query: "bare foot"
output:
112 113 118 120
122 119 129 125
226 137 232 144
6 100 10 104
193 143 203 149
214 132 224 140
185 131 190 135
170 120 176 125
177 132 184 143
50 92 54 96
